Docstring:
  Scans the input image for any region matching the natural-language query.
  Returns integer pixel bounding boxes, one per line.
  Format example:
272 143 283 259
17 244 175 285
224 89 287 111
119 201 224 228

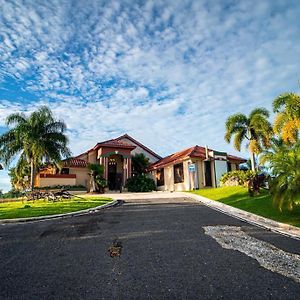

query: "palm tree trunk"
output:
30 158 35 191
250 151 256 171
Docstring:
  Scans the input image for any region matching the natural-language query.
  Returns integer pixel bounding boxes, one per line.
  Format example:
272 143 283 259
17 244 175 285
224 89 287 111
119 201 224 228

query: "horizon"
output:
1 0 300 191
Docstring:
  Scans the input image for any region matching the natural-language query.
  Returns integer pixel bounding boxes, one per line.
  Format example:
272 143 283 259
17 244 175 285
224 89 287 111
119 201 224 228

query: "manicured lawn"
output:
0 195 113 219
190 186 300 228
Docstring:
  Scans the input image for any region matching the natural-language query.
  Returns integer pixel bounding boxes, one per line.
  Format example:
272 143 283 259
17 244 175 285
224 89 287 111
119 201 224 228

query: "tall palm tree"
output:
0 106 71 190
273 93 300 144
225 108 273 171
260 139 300 211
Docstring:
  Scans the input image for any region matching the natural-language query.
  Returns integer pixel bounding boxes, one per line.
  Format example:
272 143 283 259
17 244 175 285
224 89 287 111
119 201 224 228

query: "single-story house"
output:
36 134 246 191
147 145 246 192
36 134 161 190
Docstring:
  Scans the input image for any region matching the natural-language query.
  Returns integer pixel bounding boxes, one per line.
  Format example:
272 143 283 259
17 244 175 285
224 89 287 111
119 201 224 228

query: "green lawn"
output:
190 186 300 228
0 195 113 219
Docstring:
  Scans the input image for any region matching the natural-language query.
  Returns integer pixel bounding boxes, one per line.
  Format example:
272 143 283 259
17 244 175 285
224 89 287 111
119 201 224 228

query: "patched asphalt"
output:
0 197 299 299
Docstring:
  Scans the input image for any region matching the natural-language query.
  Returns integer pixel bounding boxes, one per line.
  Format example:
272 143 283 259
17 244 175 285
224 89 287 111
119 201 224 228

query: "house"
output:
147 145 246 192
36 134 161 190
36 134 246 192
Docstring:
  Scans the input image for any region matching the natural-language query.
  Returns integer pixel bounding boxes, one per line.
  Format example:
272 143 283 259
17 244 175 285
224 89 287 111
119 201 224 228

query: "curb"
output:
182 192 300 241
0 199 118 224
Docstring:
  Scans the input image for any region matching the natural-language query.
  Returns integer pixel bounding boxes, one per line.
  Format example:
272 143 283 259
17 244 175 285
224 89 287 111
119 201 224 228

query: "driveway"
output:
0 196 299 299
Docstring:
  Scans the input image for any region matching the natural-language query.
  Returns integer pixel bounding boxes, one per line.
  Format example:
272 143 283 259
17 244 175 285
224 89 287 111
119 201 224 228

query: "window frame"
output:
156 168 165 186
173 163 184 184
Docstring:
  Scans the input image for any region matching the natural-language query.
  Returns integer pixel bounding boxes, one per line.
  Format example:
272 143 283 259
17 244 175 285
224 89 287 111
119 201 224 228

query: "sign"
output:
188 164 196 172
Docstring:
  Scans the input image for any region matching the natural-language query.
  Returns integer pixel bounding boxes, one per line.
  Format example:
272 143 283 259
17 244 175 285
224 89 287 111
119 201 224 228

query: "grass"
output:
0 195 113 219
190 186 300 228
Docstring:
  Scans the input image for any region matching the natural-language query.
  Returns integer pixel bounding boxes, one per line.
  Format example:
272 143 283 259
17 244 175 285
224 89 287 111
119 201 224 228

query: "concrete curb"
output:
0 199 118 224
182 192 300 241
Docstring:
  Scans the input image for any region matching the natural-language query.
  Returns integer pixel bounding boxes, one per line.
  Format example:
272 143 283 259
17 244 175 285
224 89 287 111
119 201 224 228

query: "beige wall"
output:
70 168 89 187
153 158 225 191
39 177 76 187
88 150 97 164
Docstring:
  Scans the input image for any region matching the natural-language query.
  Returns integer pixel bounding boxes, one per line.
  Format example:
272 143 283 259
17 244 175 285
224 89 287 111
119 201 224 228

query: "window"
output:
174 163 184 183
61 168 70 174
156 168 164 186
227 162 232 172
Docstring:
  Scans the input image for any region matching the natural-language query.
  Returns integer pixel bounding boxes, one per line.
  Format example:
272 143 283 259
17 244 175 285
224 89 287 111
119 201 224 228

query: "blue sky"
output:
0 0 300 191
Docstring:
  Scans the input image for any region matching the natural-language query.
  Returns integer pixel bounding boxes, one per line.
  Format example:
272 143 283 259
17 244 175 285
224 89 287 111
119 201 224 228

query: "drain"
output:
108 240 122 258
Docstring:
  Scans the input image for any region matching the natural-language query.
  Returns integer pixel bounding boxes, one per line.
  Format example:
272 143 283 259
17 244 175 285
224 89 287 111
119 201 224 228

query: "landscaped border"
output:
0 199 118 224
183 192 300 240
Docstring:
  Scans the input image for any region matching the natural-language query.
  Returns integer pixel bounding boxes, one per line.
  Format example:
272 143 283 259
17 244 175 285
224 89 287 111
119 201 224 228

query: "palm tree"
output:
0 106 71 190
225 108 273 171
273 93 300 144
260 139 300 211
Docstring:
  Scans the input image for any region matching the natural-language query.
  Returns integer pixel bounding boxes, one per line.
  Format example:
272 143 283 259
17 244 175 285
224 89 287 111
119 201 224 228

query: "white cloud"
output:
0 0 300 190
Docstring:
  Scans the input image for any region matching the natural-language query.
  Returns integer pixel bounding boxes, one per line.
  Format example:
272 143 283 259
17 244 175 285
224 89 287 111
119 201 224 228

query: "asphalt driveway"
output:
0 196 299 299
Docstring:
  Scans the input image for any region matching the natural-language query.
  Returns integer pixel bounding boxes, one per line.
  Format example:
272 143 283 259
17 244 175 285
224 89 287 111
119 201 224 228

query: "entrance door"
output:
204 161 212 187
108 163 117 190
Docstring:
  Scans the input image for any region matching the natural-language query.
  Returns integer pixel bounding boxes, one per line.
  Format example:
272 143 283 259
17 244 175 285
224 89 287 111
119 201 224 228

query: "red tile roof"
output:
62 158 87 168
77 134 162 159
148 145 246 170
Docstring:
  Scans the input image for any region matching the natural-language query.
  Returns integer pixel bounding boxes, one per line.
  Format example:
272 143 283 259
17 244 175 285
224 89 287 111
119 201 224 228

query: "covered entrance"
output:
97 141 135 191
107 154 123 191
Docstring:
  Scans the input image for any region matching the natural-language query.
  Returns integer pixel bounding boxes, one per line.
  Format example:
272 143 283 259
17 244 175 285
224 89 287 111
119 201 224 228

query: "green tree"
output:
0 106 71 190
260 139 300 211
8 155 31 190
225 108 273 171
273 93 300 144
132 153 150 175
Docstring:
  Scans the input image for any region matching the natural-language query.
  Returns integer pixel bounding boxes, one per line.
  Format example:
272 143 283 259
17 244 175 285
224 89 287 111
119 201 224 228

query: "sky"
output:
0 0 300 192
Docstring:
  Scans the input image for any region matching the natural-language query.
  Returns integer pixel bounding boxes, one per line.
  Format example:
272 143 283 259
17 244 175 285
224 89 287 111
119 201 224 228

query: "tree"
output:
0 106 71 190
260 139 300 211
132 153 150 175
8 157 31 191
225 108 273 171
273 93 300 144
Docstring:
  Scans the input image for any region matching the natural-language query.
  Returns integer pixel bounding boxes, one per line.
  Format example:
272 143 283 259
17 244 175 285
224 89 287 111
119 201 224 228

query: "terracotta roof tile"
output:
62 158 87 168
148 145 246 170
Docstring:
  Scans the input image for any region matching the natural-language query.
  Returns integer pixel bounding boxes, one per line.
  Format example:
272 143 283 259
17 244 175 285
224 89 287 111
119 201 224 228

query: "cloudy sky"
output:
0 0 300 191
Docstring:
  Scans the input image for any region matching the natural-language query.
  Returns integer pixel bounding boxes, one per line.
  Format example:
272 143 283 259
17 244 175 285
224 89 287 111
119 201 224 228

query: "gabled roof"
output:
92 137 136 150
77 134 162 159
148 145 246 171
62 158 87 168
118 134 162 159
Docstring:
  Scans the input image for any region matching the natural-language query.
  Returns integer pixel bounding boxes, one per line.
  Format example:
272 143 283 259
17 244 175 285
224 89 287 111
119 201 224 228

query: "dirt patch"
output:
108 240 122 258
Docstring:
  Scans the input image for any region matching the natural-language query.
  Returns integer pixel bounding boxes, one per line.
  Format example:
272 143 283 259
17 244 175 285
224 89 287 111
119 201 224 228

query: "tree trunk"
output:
30 158 35 191
250 151 256 172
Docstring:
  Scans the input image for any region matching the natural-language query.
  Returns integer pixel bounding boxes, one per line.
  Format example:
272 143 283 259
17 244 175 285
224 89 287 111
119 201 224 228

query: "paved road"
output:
0 197 299 299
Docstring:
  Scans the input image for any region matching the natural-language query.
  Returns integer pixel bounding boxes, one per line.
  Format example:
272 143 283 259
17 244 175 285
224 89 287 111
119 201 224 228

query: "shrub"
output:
34 185 87 191
0 190 25 199
126 175 156 192
220 170 256 186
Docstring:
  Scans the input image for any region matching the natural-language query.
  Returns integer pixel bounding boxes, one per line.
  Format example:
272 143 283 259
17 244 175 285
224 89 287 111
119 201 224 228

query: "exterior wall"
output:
231 163 237 171
154 159 190 192
197 160 205 188
87 150 97 164
211 160 216 188
120 137 160 163
39 176 76 187
69 168 89 187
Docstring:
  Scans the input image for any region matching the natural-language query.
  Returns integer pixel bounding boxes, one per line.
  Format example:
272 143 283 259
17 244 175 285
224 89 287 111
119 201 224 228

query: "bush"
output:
126 175 156 192
0 190 25 199
34 185 87 191
220 170 256 186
